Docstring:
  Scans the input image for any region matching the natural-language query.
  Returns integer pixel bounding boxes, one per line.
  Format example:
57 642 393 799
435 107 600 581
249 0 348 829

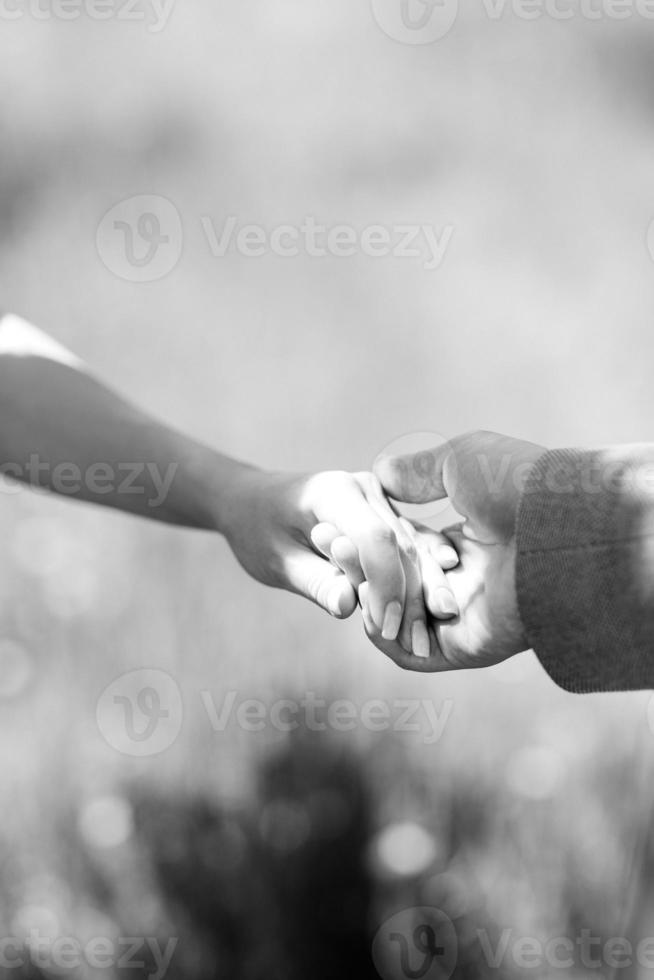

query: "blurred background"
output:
1 1 654 977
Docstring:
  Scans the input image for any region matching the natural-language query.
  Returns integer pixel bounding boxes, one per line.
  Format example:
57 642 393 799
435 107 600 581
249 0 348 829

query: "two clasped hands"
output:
4 313 651 693
223 431 545 673
0 317 536 680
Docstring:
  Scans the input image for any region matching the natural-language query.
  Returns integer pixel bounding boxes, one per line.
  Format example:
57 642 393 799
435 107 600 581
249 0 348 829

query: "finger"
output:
359 502 431 659
310 522 341 560
330 535 366 590
408 523 459 619
411 522 460 570
314 509 409 638
359 582 375 631
436 544 460 570
366 480 412 550
284 549 357 618
363 498 457 647
374 443 452 503
395 529 431 659
415 539 459 620
364 479 430 649
314 486 406 635
357 470 403 523
360 583 450 673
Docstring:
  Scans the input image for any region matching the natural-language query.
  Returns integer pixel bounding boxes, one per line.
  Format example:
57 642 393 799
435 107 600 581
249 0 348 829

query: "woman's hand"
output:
311 513 460 661
221 467 457 655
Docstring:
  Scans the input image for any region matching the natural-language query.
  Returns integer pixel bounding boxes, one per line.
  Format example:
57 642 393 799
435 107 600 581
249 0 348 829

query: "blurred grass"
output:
2 2 654 976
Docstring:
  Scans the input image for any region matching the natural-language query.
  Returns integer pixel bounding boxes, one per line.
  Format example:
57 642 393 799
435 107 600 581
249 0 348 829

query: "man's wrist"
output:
508 538 529 653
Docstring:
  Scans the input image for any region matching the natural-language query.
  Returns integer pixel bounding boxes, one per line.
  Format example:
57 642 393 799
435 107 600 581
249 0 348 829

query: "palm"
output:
432 530 524 668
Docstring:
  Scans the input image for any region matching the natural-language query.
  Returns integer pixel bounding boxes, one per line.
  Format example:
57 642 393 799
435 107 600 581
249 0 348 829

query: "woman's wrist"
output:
203 452 265 538
161 431 263 537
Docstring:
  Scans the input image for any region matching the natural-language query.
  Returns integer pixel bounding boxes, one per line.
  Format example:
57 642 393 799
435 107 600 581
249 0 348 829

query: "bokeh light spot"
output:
77 794 134 849
505 746 565 801
371 821 438 877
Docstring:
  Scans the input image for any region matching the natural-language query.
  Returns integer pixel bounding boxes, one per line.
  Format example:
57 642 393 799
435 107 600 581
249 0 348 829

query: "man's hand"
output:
369 431 547 670
222 467 455 653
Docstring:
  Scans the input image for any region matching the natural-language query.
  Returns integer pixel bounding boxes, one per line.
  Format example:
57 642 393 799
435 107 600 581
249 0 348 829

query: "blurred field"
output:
2 2 654 977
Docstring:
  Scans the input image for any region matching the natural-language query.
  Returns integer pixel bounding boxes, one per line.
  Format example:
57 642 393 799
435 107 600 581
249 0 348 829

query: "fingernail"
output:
436 589 459 619
412 621 431 659
439 546 459 569
382 601 403 641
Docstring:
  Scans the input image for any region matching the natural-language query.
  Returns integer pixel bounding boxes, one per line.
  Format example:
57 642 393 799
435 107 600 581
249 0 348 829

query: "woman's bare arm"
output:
0 313 443 652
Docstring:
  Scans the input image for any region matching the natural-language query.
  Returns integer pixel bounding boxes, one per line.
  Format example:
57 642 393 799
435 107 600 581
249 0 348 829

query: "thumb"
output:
284 548 358 619
374 443 452 503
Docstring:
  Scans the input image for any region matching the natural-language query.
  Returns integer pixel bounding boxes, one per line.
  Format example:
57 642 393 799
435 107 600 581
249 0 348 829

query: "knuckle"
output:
399 538 418 564
353 470 373 488
332 536 356 564
366 522 395 548
405 600 425 623
357 471 385 499
315 469 354 493
270 549 289 584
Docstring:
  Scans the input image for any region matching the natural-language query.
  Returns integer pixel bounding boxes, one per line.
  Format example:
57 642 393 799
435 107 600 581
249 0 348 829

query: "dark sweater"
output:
516 446 654 692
